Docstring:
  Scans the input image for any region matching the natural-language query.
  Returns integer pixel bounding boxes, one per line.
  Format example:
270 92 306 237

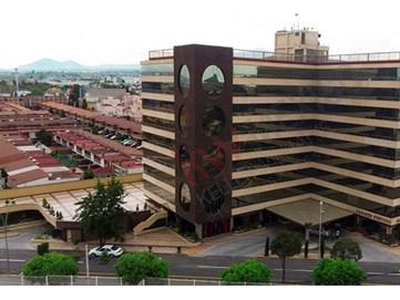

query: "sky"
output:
0 0 400 69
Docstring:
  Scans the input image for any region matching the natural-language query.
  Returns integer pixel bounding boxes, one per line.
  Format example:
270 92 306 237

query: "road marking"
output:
367 272 385 276
196 265 229 269
0 259 25 263
387 273 400 276
273 269 312 273
368 272 384 275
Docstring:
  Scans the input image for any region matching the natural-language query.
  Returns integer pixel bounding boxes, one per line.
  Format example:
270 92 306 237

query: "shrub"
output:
100 251 111 264
331 238 362 261
37 242 49 256
115 252 169 284
221 259 272 284
312 258 367 285
71 236 80 245
22 252 78 277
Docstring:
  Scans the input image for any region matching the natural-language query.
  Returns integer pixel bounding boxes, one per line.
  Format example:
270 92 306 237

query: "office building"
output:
141 29 400 238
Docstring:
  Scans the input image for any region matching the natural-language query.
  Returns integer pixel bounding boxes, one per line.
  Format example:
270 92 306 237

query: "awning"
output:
267 199 353 226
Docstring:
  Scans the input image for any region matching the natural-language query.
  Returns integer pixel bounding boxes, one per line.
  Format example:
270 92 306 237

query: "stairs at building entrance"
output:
133 209 167 236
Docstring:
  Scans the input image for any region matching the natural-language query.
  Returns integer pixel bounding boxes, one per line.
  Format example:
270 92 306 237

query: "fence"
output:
0 275 126 286
140 277 270 286
149 48 400 64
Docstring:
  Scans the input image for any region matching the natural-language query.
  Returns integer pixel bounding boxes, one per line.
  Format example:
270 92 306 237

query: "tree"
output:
37 242 49 256
83 168 94 180
22 252 78 277
115 252 169 284
81 98 88 110
221 259 272 284
331 238 362 261
75 178 126 246
68 84 80 106
312 258 367 285
36 129 53 146
271 231 302 283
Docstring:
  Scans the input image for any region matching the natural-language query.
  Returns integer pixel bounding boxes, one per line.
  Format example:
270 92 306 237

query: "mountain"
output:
17 59 139 72
18 58 85 72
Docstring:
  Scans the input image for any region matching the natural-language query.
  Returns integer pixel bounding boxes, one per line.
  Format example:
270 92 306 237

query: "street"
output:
1 249 400 285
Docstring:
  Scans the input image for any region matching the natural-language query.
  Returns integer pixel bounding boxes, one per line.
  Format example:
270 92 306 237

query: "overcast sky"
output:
1 0 399 69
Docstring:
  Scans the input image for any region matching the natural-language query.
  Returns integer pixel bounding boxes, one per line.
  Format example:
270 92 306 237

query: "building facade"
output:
141 41 400 238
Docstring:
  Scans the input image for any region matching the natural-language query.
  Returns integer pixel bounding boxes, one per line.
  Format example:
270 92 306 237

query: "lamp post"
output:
318 201 325 260
1 200 15 273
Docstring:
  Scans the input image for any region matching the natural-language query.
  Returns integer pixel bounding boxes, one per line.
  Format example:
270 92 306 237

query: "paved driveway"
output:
0 225 50 250
199 225 400 263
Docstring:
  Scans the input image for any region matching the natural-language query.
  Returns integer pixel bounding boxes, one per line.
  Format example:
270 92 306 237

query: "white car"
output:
88 245 123 258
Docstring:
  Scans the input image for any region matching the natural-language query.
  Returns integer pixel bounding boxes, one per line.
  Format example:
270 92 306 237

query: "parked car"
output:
88 245 123 258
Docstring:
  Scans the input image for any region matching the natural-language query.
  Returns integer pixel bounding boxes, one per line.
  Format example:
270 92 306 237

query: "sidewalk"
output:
43 227 199 253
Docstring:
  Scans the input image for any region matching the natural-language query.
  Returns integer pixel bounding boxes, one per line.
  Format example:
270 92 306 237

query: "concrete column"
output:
386 226 393 235
195 223 203 240
356 215 362 226
230 217 234 231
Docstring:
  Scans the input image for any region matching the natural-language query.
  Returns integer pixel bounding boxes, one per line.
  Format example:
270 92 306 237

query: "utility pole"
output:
85 244 90 277
14 68 19 94
1 200 15 273
318 201 324 260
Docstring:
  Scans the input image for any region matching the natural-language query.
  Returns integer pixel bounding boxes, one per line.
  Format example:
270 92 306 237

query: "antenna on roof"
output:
294 13 300 31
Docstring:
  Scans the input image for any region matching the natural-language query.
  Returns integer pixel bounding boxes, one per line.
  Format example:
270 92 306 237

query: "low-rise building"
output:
54 130 143 175
0 137 80 188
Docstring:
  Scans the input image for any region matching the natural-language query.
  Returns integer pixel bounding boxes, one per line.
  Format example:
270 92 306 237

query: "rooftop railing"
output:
149 48 400 64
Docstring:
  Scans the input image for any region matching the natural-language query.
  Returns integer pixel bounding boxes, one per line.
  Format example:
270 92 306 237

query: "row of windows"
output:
144 181 175 204
144 148 175 168
143 116 174 132
142 63 400 82
143 132 174 149
233 152 400 179
142 82 174 94
144 165 175 186
233 103 400 121
234 65 400 81
233 136 400 160
142 98 175 113
233 120 400 141
232 166 400 200
233 183 400 218
233 85 400 100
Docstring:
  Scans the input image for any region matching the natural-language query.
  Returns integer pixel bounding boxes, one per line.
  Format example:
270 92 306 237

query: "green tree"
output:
37 242 49 256
221 259 272 284
331 238 363 261
83 168 94 180
22 252 78 277
81 98 88 110
271 231 302 283
115 252 169 284
312 258 367 285
36 129 53 146
68 84 80 107
75 178 125 246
